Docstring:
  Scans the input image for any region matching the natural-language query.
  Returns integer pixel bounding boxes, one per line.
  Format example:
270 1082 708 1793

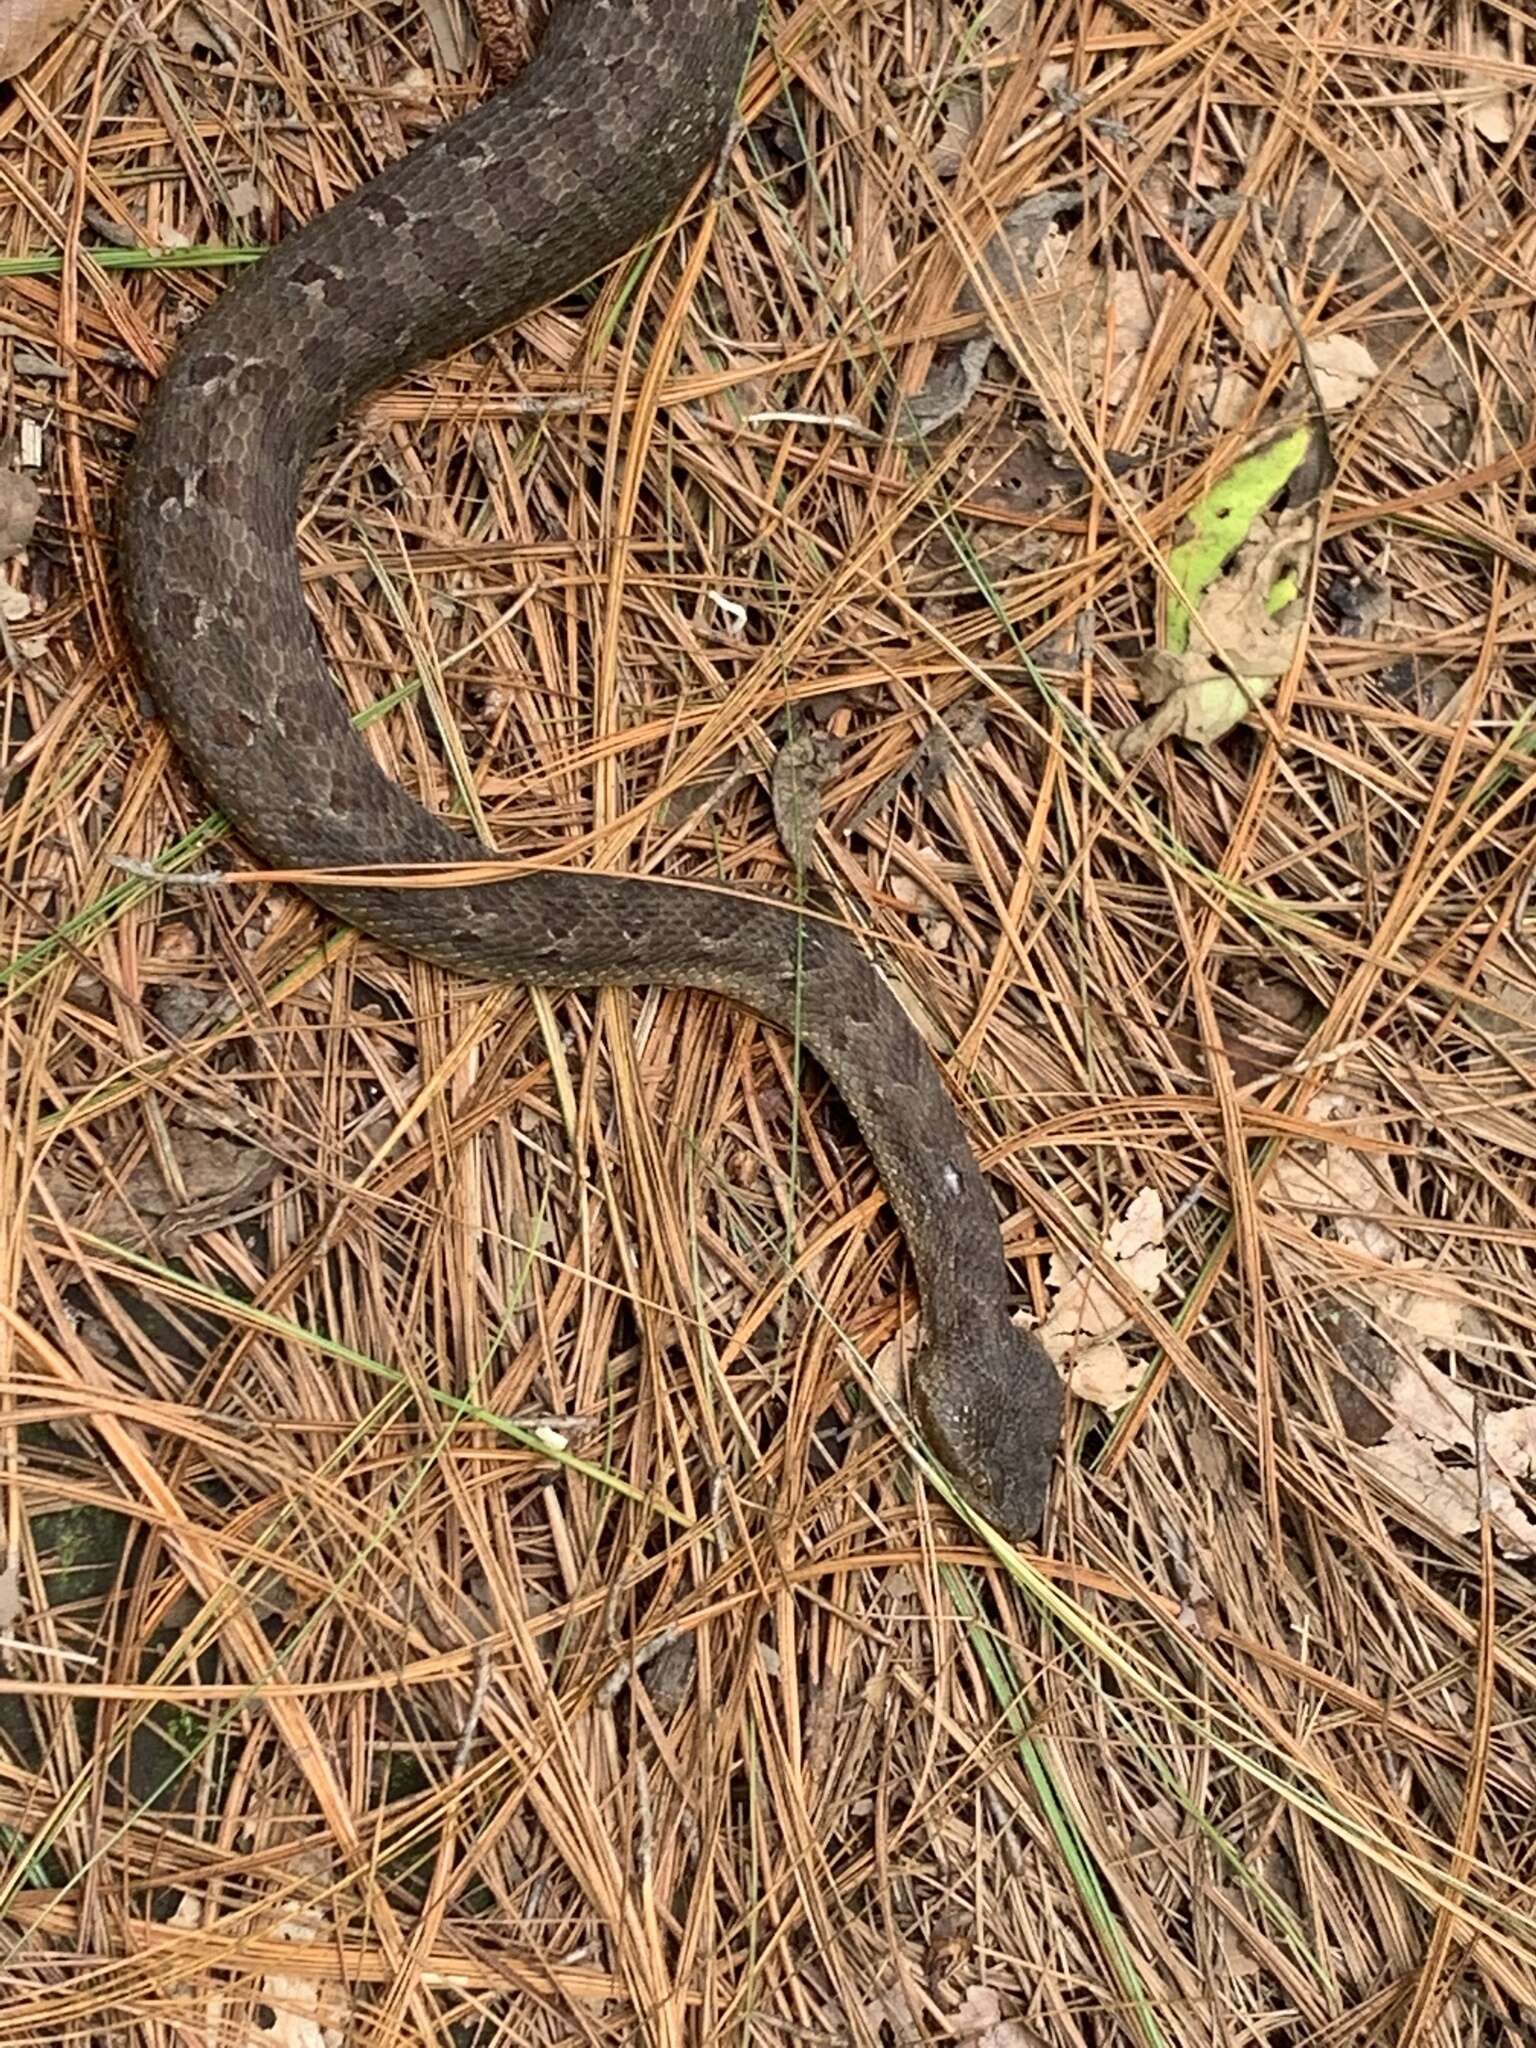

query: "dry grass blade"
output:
2 0 1534 2043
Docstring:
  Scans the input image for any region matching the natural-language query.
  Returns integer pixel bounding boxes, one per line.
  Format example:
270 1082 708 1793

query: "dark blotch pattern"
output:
117 0 1061 1536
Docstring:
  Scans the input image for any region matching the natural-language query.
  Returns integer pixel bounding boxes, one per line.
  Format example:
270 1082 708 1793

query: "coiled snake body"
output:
119 0 1061 1534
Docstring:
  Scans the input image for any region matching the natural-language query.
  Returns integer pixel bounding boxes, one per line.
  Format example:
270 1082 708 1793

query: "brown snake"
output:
118 0 1062 1535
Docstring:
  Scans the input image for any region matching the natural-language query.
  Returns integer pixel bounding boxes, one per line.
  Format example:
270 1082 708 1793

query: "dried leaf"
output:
1377 1281 1468 1350
870 1321 913 1401
1329 569 1392 638
890 868 952 950
1305 334 1377 409
0 0 88 79
1101 267 1157 405
953 1983 1050 2048
961 425 1072 519
421 0 474 73
1363 1356 1536 1559
1243 305 1377 408
1164 422 1319 652
930 81 982 177
1119 502 1317 759
658 755 751 829
1104 1188 1166 1264
1042 1186 1167 1359
4 602 46 661
1316 1297 1396 1445
254 1892 351 2048
0 471 41 557
903 335 992 438
905 182 1150 436
1464 33 1514 144
168 2 241 63
1386 1355 1475 1440
1269 1101 1529 1551
1189 362 1260 429
1065 1339 1142 1412
960 191 1086 323
1220 968 1320 1087
1466 942 1536 1039
1488 1403 1536 1478
1241 301 1294 355
1270 1122 1405 1264
991 230 1154 409
770 728 841 872
77 1124 279 1253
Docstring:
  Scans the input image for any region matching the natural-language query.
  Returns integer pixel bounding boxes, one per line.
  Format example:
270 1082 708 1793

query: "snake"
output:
118 0 1062 1536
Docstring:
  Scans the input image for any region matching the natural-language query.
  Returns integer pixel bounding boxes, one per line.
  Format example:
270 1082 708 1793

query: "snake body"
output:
118 0 1061 1534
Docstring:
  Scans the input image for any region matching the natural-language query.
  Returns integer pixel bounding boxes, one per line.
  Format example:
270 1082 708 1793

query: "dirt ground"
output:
2 0 1534 2042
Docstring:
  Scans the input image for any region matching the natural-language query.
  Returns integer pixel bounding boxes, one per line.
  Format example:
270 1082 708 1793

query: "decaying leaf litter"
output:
2 1 1535 2043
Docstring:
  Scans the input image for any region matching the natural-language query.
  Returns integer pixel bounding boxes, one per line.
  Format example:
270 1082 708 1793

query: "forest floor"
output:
2 1 1534 2042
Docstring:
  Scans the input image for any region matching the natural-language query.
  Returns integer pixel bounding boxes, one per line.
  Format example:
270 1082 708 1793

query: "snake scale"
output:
118 0 1062 1535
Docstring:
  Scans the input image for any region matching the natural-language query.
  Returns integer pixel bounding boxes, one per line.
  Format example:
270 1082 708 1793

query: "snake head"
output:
913 1322 1063 1539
